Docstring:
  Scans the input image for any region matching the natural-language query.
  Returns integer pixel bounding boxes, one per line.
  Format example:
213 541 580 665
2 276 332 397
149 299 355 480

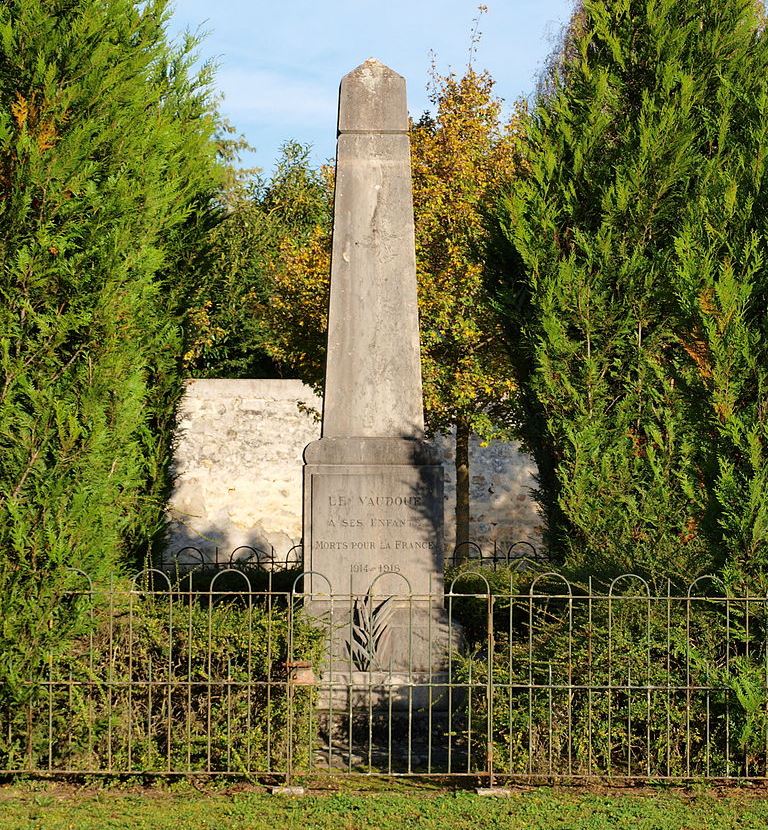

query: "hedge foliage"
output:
0 0 224 705
496 0 768 584
0 590 325 774
450 565 768 779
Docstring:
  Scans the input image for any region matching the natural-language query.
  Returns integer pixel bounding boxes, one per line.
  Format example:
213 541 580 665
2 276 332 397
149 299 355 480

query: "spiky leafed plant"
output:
346 593 394 671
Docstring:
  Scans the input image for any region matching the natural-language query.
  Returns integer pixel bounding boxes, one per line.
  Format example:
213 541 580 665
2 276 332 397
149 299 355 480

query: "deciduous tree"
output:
411 63 524 557
183 142 333 379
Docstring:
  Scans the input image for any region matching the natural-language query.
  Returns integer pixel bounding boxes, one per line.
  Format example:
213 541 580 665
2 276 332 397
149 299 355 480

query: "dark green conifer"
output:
497 0 768 584
0 0 223 698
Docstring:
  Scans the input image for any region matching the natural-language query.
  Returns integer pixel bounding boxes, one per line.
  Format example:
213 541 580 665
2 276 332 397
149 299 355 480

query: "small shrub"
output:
0 588 325 775
451 572 768 778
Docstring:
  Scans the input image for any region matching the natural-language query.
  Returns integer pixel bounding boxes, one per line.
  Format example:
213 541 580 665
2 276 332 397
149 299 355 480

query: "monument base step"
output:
316 671 458 712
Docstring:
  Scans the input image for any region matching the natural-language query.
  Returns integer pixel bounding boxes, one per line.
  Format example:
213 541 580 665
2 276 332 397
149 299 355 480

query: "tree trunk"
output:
454 419 471 564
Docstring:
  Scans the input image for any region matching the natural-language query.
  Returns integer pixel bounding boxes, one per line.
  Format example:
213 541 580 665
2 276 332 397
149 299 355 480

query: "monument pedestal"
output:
303 437 451 677
304 438 443 595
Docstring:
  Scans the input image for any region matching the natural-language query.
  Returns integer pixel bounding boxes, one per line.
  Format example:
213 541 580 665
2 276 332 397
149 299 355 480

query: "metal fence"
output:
165 540 543 574
168 544 305 572
2 568 768 785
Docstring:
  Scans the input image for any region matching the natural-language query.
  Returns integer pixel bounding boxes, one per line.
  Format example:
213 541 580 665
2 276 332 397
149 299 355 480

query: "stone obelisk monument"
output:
303 60 444 639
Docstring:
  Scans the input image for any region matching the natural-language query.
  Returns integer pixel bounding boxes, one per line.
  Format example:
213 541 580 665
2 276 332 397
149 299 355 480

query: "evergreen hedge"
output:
496 0 768 585
0 0 223 703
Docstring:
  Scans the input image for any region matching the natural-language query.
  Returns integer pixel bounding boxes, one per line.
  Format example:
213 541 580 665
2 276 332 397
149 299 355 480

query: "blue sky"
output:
167 0 575 175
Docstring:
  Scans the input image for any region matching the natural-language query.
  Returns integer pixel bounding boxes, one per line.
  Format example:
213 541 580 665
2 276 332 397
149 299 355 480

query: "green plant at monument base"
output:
0 592 325 775
346 591 394 672
494 0 768 584
0 0 224 717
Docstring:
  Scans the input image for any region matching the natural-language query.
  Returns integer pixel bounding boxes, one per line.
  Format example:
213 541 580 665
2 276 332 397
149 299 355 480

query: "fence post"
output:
486 588 495 788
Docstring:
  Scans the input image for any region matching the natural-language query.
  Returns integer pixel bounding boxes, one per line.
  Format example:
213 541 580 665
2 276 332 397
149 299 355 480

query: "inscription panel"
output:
306 465 443 595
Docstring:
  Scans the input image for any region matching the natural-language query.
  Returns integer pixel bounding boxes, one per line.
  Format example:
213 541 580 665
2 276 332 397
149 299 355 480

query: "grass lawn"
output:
2 781 768 829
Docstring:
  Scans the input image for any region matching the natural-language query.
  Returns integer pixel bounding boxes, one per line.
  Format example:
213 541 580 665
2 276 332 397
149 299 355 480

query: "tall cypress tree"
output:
496 0 768 584
0 0 223 698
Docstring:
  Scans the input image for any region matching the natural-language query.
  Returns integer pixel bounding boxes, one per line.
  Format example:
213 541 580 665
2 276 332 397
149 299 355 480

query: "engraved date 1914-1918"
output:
350 562 402 574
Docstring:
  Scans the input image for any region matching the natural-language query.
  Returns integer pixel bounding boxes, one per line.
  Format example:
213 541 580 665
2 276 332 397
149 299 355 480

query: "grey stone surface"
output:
322 61 422 439
304 463 443 595
337 58 408 135
435 430 542 554
165 378 320 566
304 437 438 466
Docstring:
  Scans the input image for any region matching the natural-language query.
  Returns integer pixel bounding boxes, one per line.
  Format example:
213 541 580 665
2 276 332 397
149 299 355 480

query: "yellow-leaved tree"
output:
412 64 525 557
264 62 526 558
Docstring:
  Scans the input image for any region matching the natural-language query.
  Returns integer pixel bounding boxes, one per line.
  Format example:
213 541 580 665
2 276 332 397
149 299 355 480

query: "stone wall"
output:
166 379 542 565
435 432 542 561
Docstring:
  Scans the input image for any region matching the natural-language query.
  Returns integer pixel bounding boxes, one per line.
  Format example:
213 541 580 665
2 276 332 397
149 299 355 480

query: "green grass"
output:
2 782 768 829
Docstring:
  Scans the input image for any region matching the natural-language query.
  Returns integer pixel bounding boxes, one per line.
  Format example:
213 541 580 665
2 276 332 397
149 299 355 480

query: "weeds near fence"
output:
0 570 324 776
450 569 768 780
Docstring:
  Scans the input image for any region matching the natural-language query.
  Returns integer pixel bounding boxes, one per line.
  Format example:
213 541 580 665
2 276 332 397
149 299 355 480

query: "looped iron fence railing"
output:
447 540 544 570
166 544 304 575
170 540 544 576
3 569 768 784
